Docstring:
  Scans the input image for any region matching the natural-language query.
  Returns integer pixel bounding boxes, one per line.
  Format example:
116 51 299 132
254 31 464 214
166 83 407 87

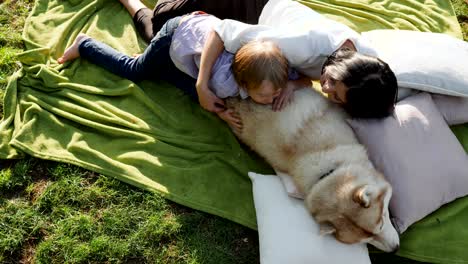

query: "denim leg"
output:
151 17 199 101
78 38 146 81
161 63 199 101
78 16 198 101
78 17 182 82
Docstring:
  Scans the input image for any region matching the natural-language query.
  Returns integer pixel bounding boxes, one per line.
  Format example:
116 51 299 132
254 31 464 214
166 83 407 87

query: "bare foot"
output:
58 33 89 64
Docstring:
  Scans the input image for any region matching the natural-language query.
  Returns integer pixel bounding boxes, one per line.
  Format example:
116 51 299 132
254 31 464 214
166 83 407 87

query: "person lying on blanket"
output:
57 11 310 133
119 0 398 119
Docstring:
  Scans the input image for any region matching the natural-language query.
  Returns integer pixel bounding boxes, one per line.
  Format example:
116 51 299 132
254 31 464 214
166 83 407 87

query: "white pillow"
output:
276 170 305 199
362 29 468 97
347 93 468 233
248 172 371 264
432 94 468 125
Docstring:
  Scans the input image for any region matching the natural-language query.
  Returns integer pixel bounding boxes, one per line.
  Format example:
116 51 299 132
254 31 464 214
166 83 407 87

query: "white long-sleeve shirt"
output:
213 0 377 79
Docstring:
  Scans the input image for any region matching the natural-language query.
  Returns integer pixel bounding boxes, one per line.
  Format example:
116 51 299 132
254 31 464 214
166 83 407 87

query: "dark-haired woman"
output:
319 49 397 118
118 0 398 119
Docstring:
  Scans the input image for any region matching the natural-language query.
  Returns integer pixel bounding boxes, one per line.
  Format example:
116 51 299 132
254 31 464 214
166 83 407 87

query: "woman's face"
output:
320 68 348 104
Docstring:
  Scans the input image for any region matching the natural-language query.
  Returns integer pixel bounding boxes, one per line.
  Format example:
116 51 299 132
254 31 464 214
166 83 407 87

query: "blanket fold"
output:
1 0 468 262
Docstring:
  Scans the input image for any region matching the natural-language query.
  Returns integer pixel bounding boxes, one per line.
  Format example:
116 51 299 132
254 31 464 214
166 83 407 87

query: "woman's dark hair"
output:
321 50 398 118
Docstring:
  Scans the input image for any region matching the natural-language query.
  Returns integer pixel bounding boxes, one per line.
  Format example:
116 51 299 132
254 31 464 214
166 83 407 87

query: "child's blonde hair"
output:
232 40 289 92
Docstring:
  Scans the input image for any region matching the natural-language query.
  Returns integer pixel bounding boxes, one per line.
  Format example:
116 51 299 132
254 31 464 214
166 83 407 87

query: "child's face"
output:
247 80 281 105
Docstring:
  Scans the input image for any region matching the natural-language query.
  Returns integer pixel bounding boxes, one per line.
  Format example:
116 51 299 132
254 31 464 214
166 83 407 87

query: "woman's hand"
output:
217 109 243 134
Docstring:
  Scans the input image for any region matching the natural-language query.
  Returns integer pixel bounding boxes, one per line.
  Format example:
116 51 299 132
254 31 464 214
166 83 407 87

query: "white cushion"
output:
276 170 305 199
432 94 468 125
362 29 468 97
248 172 371 264
347 93 468 233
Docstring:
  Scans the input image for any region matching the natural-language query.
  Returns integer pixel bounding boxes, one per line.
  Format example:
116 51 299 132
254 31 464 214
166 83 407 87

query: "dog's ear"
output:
353 185 371 208
319 222 336 236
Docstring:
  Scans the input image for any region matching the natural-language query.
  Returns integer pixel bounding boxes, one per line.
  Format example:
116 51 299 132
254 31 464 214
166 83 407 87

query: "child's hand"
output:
196 83 226 113
217 109 243 134
272 82 295 111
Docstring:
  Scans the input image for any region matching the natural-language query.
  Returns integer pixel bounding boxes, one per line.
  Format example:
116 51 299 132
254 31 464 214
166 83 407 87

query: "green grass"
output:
0 0 467 263
452 0 468 40
0 0 30 89
0 159 259 263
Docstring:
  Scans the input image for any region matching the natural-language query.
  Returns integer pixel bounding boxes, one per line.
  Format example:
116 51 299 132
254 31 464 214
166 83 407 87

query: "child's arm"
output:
217 108 243 134
273 75 312 111
196 30 226 113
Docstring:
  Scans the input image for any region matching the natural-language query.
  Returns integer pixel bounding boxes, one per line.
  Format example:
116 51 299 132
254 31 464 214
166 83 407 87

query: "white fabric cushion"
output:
248 172 371 264
276 171 305 199
214 0 376 79
347 93 468 233
432 94 468 125
362 29 468 96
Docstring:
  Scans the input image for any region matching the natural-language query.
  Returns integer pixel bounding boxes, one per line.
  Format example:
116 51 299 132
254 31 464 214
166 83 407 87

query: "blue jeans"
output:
79 16 198 100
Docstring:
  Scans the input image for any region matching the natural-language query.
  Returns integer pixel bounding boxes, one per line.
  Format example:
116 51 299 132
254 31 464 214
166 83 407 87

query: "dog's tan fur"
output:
226 88 399 252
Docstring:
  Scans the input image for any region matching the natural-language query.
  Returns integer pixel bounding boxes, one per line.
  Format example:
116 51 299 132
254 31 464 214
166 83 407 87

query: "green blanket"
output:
1 0 467 263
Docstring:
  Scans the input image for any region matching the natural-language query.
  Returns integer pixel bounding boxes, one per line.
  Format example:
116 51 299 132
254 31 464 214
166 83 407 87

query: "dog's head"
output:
305 164 400 252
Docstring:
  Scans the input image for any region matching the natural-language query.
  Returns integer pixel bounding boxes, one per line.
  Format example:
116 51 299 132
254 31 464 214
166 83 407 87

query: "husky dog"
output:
226 88 399 252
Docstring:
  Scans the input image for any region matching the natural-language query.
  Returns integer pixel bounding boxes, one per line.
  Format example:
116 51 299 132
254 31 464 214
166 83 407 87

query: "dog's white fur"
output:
227 88 399 252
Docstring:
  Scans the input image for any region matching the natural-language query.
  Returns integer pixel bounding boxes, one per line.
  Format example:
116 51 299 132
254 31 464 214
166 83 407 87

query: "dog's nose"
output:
391 244 400 254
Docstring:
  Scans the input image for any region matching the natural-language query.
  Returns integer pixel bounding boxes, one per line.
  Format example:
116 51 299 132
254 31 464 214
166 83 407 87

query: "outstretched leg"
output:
58 33 149 81
57 17 182 83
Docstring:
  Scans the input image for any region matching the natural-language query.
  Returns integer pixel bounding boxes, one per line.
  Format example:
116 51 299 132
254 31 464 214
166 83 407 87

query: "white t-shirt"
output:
213 0 377 80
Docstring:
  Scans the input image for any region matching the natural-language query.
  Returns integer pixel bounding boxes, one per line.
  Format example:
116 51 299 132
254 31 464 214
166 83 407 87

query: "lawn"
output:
1 0 467 263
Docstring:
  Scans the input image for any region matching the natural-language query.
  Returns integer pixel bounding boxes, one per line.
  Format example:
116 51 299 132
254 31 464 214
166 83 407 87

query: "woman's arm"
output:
339 39 357 52
196 30 226 113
